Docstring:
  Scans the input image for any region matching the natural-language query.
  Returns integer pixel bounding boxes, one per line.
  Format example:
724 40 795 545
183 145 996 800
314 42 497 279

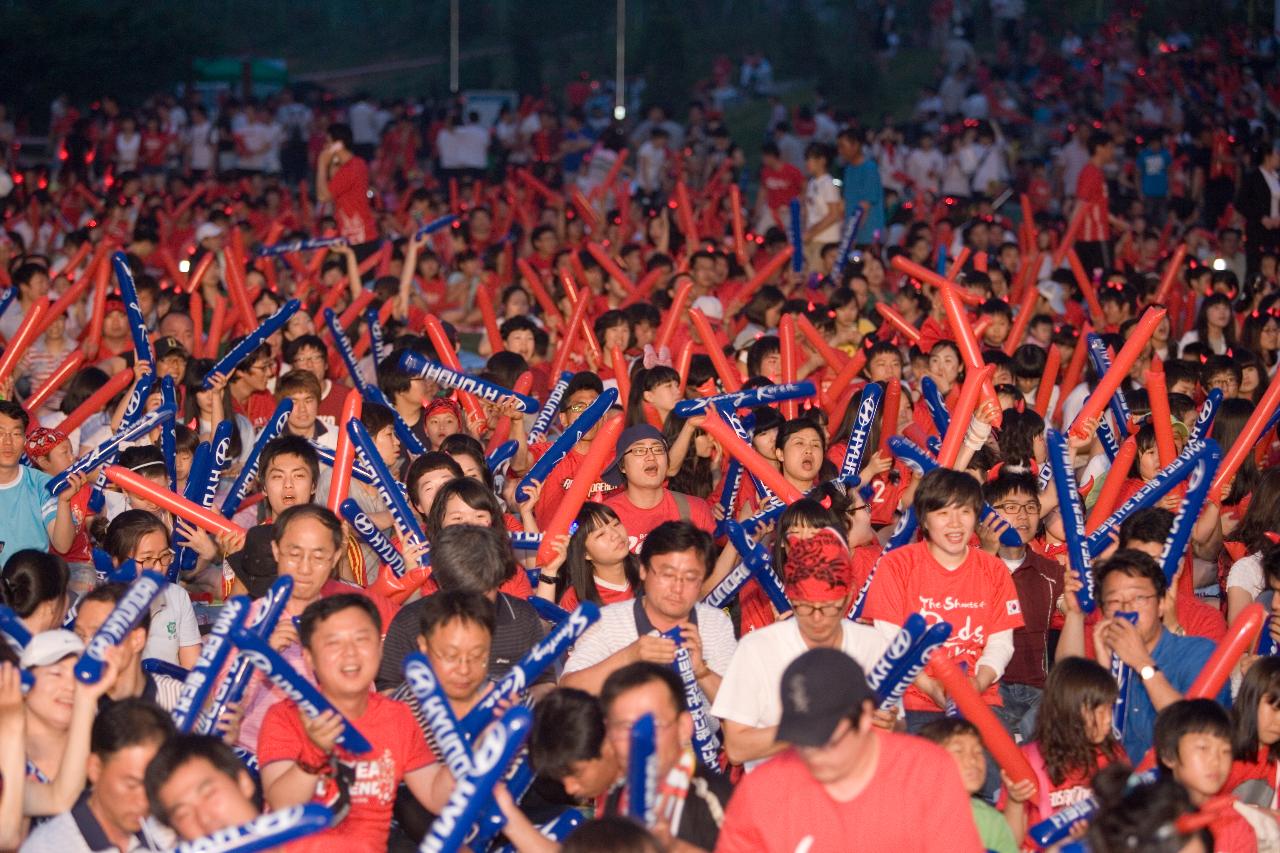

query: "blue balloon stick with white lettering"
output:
112 251 154 367
172 441 212 575
721 519 792 614
172 803 334 853
516 387 618 501
339 498 409 579
364 307 386 370
200 577 293 735
486 439 519 473
865 614 927 696
1086 333 1132 439
849 508 917 620
255 235 348 257
359 383 428 455
221 399 293 518
229 625 372 753
673 639 722 771
509 532 542 552
874 621 953 712
529 597 571 624
172 595 251 732
527 371 574 446
160 376 178 493
789 199 804 272
399 350 541 413
1190 388 1224 444
203 299 301 389
421 706 533 853
414 213 460 241
920 376 951 436
310 440 379 488
403 653 474 778
1048 429 1096 613
672 381 816 418
628 713 658 826
1157 440 1220 584
459 602 601 738
323 307 371 393
346 419 430 565
47 404 175 497
75 571 167 684
840 382 882 482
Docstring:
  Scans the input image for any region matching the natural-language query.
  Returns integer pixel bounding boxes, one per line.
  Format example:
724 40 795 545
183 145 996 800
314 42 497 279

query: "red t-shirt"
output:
233 390 279 431
329 156 377 244
559 579 634 611
1210 800 1266 853
716 734 984 852
862 541 1025 711
1019 741 1122 831
603 489 716 553
258 692 435 853
528 441 615 530
760 162 807 211
1076 163 1109 242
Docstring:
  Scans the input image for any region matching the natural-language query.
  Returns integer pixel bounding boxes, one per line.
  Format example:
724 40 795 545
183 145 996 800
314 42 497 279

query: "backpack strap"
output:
672 490 691 523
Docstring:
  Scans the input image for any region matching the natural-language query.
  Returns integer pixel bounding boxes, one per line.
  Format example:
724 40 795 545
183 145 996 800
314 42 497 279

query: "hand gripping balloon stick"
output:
518 387 618 503
346 419 431 567
849 508 918 620
171 595 251 732
1047 429 1097 613
1110 611 1139 740
75 571 168 684
870 621 953 712
111 251 154 367
339 499 408 579
459 602 601 738
840 382 883 483
398 350 541 413
628 713 658 827
1084 439 1214 558
671 381 816 418
201 299 301 390
931 654 1038 789
936 364 995 468
197 577 293 736
326 388 363 512
661 627 722 771
47 404 176 497
403 652 474 780
0 605 32 648
1158 441 1221 583
421 706 533 853
1028 769 1162 849
172 803 334 853
1190 388 1224 444
527 371 573 445
220 399 293 518
228 625 373 753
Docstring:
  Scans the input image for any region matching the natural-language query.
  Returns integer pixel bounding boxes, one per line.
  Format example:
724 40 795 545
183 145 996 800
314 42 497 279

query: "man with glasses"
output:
979 471 1064 742
562 521 735 703
225 341 278 430
524 372 617 530
1057 549 1230 764
599 662 732 851
713 526 889 769
604 424 716 553
716 648 982 852
72 581 184 710
284 335 344 430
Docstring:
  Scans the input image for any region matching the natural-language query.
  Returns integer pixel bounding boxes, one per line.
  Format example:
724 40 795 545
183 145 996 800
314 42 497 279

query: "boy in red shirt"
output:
317 123 376 246
258 593 452 852
862 467 1025 727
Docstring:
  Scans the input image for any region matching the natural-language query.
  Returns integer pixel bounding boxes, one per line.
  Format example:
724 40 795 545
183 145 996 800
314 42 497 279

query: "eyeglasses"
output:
138 549 175 569
651 570 702 587
792 602 846 617
995 502 1040 517
1102 593 1158 612
248 362 274 374
427 646 489 670
565 402 591 414
625 444 667 458
847 503 870 515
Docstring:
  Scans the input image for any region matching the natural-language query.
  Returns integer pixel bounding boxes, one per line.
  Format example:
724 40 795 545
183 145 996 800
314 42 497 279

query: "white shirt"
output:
804 174 842 244
115 132 140 171
905 147 946 195
142 584 201 665
1227 551 1265 601
711 618 887 770
185 121 217 171
636 140 667 192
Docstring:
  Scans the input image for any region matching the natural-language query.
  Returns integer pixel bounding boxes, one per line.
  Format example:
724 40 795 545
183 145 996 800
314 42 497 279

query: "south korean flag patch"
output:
1007 598 1022 616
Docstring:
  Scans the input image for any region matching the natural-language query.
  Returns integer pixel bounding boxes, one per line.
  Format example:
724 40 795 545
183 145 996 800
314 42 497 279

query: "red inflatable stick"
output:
795 315 850 371
729 185 747 267
516 259 562 327
104 465 246 539
486 371 533 454
536 416 625 565
1055 323 1092 425
1002 276 1041 355
654 276 694 353
1212 367 1280 502
701 406 804 505
736 247 794 306
222 244 257 335
585 242 635 297
0 297 49 386
610 348 631 414
1154 244 1188 305
184 251 216 294
516 170 564 207
327 389 363 513
1066 249 1105 325
1069 308 1165 440
1085 436 1139 533
689 309 742 392
1187 604 1265 700
205 297 228 360
880 379 902 455
423 316 487 426
619 268 667 310
1033 345 1060 418
675 340 693 395
932 655 1038 790
874 304 922 344
476 286 503 354
779 316 799 419
821 344 869 410
58 371 133 435
1146 362 1176 468
946 247 971 281
936 364 994 468
337 289 377 330
548 284 591 380
675 181 699 246
83 251 112 356
1052 203 1087 268
25 349 85 413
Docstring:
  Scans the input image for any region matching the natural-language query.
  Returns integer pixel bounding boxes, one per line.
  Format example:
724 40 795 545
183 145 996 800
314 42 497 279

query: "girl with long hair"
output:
1225 656 1280 802
536 503 640 609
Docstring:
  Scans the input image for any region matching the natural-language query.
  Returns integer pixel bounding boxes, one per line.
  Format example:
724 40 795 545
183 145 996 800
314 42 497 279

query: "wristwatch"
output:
538 573 559 586
1139 664 1160 681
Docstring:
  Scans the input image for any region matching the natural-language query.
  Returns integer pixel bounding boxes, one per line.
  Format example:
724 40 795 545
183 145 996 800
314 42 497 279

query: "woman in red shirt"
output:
1226 656 1280 800
535 503 638 610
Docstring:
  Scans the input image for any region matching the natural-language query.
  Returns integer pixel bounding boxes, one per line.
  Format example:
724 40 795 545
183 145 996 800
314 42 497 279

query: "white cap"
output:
20 629 84 669
195 222 224 243
691 295 724 321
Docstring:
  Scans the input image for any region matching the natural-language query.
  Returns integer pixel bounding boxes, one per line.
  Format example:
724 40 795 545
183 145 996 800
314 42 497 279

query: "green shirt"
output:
972 798 1018 853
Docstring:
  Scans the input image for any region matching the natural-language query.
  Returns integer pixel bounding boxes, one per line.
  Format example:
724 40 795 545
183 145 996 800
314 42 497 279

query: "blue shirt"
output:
841 159 886 242
1119 628 1231 763
0 465 55 559
1138 148 1172 198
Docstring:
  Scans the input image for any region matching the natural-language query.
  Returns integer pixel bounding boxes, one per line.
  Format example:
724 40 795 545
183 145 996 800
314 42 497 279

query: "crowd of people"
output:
5 6 1280 853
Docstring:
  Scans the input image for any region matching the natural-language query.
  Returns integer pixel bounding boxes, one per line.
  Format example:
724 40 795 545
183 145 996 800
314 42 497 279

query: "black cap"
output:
155 336 189 361
777 648 875 747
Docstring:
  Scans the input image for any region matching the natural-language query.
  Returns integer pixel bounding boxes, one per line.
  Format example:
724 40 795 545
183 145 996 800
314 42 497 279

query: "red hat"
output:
104 298 126 315
783 527 855 603
24 427 68 459
423 396 463 421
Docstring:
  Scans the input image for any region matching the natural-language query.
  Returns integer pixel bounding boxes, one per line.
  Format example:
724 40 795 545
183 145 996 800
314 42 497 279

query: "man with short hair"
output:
715 649 983 852
713 527 889 767
316 122 376 246
600 663 732 850
603 424 716 553
72 582 183 710
276 370 333 449
525 372 616 529
21 699 177 852
224 342 277 430
258 594 451 852
145 735 260 842
0 400 81 556
284 334 345 428
528 688 621 801
562 521 735 703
